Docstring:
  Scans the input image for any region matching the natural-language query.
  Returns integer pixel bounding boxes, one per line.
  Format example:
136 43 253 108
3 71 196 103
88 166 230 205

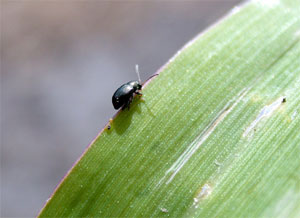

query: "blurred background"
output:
1 0 242 217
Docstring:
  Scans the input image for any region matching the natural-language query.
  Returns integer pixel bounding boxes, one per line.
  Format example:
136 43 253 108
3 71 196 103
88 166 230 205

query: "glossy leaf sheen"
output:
39 0 300 217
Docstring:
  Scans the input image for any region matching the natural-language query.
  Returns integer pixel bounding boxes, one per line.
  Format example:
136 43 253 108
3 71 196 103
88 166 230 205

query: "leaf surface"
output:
39 0 300 217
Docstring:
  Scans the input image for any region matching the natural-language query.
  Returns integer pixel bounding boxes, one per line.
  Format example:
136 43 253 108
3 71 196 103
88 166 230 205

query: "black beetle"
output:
112 65 158 110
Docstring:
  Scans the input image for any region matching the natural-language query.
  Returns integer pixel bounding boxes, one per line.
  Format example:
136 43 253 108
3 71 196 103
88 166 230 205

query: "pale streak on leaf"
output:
193 184 212 208
157 88 250 186
243 96 286 137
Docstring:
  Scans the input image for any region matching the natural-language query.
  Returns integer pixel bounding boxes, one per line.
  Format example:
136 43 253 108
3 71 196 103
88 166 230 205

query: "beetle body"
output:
112 80 142 110
112 65 158 110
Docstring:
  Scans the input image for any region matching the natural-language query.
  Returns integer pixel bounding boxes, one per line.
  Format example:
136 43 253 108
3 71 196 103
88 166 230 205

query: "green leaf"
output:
39 0 300 217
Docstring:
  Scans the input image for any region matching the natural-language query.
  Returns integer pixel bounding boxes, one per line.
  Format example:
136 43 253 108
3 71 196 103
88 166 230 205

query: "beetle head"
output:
128 80 142 90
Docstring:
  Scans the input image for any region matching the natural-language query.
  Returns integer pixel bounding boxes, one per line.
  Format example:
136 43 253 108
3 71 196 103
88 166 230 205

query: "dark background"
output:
1 1 241 216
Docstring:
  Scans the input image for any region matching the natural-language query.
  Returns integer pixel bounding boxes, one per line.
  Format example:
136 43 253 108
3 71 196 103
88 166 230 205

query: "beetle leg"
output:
135 91 143 96
120 94 137 111
122 103 128 111
121 99 129 110
126 95 133 110
135 91 144 101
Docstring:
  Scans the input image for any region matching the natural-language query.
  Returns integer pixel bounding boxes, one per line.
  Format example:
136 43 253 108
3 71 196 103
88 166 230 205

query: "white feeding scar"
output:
157 88 250 186
243 96 285 137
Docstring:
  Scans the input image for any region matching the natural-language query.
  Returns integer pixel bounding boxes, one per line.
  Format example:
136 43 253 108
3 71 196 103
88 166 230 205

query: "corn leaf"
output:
39 0 300 217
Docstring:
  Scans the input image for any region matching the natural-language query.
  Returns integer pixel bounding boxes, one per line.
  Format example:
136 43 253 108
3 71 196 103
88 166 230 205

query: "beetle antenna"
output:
142 73 159 86
135 64 142 84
